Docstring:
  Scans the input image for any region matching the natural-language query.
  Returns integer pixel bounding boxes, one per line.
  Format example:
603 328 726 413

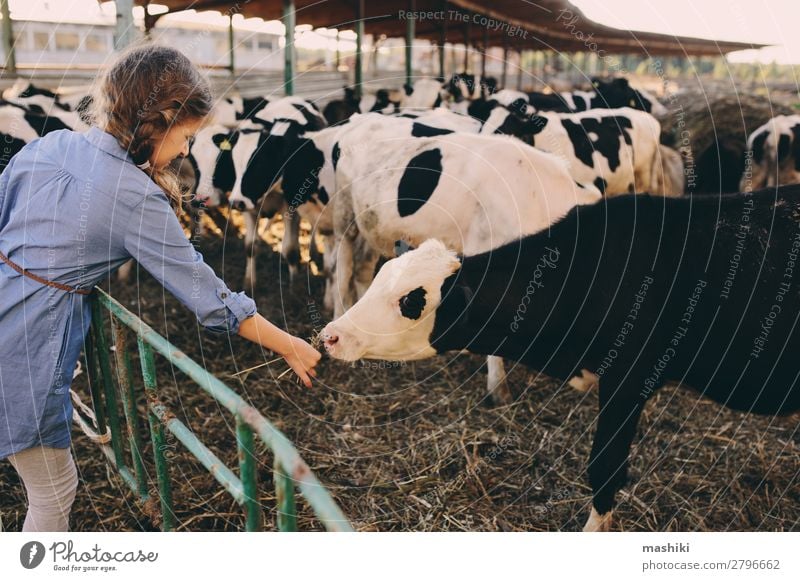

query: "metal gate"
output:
82 288 352 532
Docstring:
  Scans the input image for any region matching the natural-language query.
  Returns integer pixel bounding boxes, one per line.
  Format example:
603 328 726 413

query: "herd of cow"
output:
1 74 798 532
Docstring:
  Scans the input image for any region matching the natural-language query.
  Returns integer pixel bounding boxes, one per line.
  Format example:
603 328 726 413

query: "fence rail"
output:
84 287 352 532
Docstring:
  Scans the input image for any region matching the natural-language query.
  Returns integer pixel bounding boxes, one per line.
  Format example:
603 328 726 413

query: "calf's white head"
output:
322 239 460 362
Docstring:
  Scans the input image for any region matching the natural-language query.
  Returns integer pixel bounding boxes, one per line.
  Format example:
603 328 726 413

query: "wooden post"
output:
0 0 16 75
283 0 295 96
405 0 415 88
516 50 524 90
355 0 364 97
114 0 135 50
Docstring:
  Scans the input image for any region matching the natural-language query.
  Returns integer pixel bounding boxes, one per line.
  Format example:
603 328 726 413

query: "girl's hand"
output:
237 315 321 387
280 336 321 388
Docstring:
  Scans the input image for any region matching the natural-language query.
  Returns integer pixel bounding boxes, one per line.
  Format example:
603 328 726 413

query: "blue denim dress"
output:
0 127 256 460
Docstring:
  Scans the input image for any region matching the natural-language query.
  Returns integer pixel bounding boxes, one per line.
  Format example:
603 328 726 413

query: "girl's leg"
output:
7 446 79 532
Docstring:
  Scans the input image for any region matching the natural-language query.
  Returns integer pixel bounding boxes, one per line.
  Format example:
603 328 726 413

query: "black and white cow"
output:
0 91 89 173
741 114 800 191
322 87 403 125
210 95 271 127
526 77 667 117
281 110 487 302
332 121 601 401
184 97 327 288
481 105 661 195
400 78 448 110
322 184 800 531
0 105 40 172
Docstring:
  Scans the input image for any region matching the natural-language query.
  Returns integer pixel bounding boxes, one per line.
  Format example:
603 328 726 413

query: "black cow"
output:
322 184 800 531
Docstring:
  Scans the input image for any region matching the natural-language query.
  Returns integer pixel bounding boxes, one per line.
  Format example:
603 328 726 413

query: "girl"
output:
0 45 321 531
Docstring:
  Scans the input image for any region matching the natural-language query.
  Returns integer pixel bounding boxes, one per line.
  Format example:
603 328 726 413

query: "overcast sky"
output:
6 0 800 64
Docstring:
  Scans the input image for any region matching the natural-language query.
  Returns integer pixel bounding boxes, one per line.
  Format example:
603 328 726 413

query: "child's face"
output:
150 117 205 169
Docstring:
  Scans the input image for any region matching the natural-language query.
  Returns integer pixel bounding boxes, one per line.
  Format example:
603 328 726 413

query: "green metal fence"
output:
83 287 353 532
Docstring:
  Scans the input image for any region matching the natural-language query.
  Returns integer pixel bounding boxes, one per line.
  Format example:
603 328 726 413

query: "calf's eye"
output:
399 287 427 320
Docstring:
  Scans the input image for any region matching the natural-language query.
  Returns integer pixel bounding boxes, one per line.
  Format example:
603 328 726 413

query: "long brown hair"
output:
91 43 212 210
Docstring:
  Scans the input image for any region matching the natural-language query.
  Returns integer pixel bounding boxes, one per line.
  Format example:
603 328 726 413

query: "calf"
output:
322 185 800 531
189 97 327 288
741 114 800 191
281 110 484 302
332 124 601 402
481 105 661 195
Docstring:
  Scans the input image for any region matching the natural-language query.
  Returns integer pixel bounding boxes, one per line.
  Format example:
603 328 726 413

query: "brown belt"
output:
0 249 93 295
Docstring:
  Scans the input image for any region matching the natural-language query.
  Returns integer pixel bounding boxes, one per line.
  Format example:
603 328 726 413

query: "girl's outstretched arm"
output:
238 314 320 387
124 188 321 386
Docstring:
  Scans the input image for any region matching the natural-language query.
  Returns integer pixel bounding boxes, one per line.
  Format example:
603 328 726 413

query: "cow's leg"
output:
243 209 259 291
331 184 357 319
281 210 302 283
333 234 356 320
117 259 135 283
322 235 337 313
486 356 512 404
584 391 644 532
352 238 380 300
308 227 324 275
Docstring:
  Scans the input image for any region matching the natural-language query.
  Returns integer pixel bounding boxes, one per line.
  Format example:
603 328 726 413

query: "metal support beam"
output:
143 3 167 39
438 1 447 79
462 15 470 73
501 36 508 89
355 0 364 97
114 0 135 50
335 30 340 70
0 0 15 75
283 0 295 96
228 14 235 75
405 0 415 88
481 23 488 78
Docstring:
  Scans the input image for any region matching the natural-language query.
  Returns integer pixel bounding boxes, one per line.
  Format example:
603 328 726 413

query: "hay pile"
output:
1 226 798 533
659 91 796 194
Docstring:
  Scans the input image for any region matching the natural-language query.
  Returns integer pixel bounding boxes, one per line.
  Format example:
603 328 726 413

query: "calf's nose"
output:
321 331 339 352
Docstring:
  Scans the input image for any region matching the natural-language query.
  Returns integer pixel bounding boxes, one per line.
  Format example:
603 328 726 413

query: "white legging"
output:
6 445 79 532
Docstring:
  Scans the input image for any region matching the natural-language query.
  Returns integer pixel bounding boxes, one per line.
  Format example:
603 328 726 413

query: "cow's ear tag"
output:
629 99 636 107
219 139 232 151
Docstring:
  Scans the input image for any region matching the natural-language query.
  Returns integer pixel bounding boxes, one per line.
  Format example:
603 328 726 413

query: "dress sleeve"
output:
123 189 256 334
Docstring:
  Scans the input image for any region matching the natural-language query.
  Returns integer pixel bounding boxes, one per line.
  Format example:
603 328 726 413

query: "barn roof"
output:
140 0 763 57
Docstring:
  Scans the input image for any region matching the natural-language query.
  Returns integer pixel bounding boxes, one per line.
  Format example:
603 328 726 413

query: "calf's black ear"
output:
394 240 415 256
